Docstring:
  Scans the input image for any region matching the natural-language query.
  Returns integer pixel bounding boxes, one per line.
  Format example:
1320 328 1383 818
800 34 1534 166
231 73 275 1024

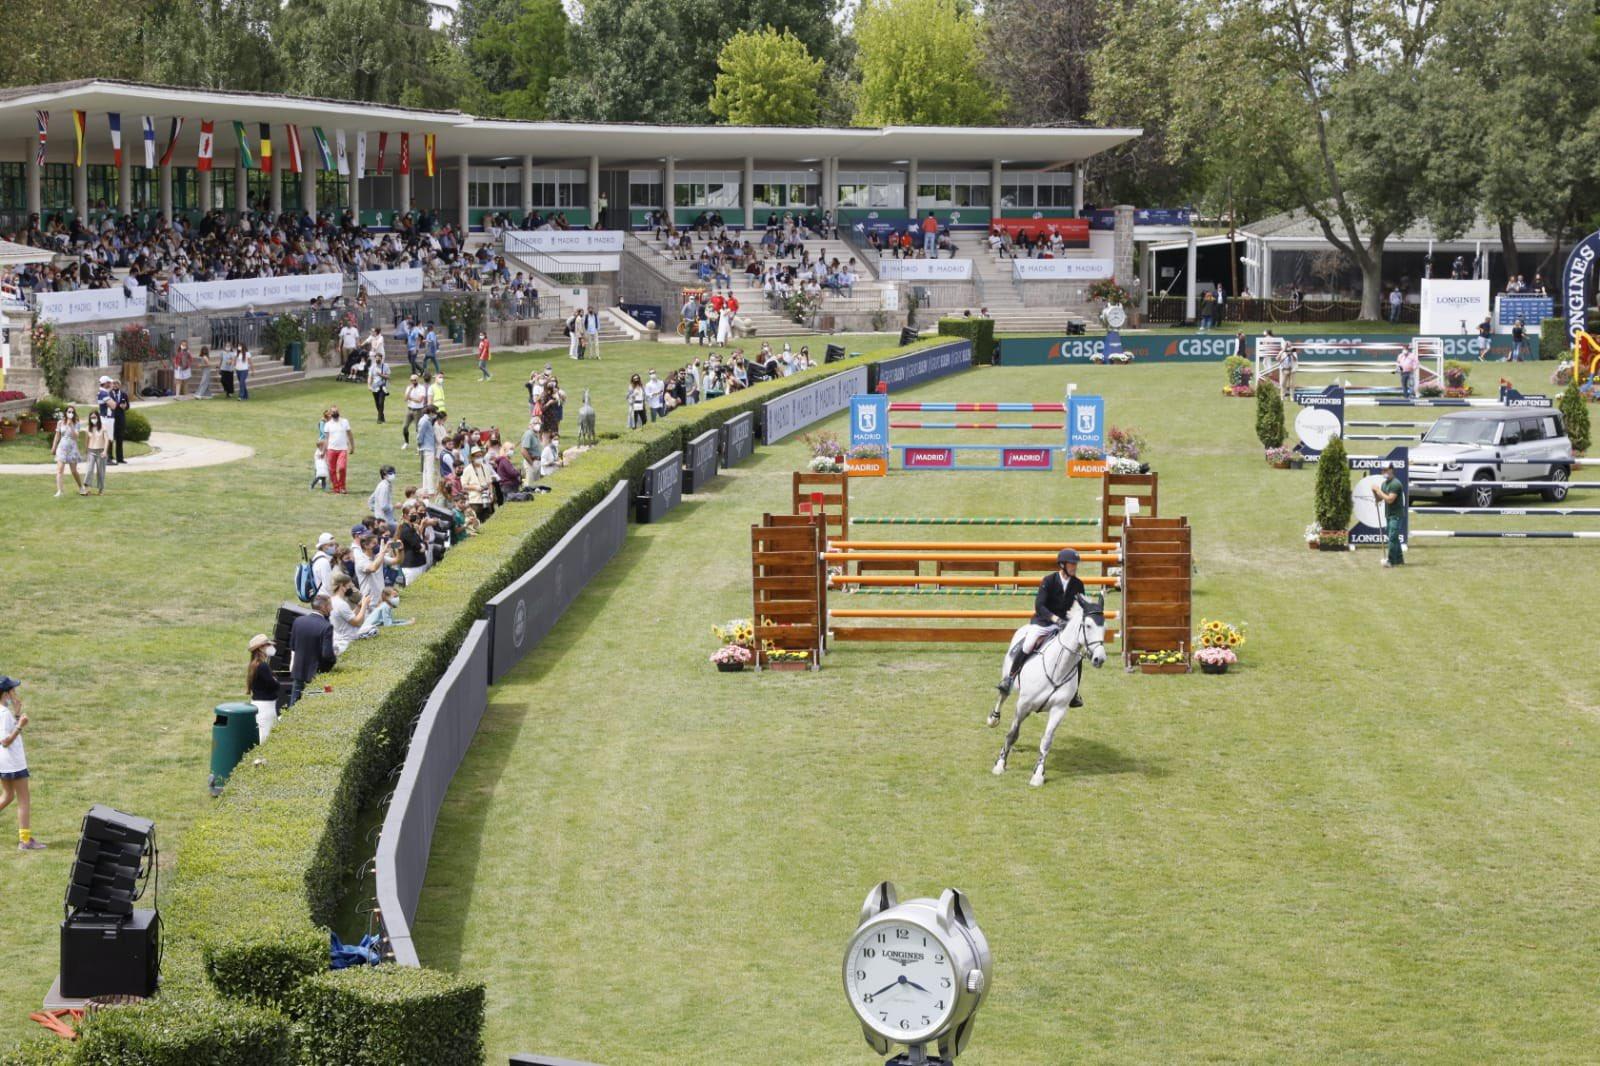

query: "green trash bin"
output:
285 341 304 371
209 702 260 795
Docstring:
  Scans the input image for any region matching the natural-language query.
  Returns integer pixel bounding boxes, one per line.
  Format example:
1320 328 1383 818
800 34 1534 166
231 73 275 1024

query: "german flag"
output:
72 110 86 166
423 133 436 178
259 124 273 173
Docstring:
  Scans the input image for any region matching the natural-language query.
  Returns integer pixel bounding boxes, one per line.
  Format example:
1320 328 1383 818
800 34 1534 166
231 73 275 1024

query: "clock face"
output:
845 919 959 1043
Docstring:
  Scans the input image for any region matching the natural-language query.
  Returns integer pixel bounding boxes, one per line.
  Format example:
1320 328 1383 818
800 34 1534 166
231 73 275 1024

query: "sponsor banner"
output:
761 366 870 445
845 456 888 477
682 429 720 494
504 230 626 254
990 217 1089 247
721 411 755 466
170 273 343 312
483 479 629 683
35 286 148 324
1067 394 1105 479
1002 447 1053 470
1419 278 1491 334
618 302 663 328
1563 228 1600 344
1087 207 1197 229
877 259 973 281
636 450 683 523
903 446 954 469
849 394 888 454
999 332 1536 366
1348 447 1409 549
1012 258 1113 281
1292 385 1345 460
358 268 424 296
874 340 971 391
1495 293 1553 331
1498 386 1551 407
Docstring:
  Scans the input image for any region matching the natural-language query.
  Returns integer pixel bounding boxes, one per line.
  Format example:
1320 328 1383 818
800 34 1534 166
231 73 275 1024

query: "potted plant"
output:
1317 528 1350 551
1195 646 1238 674
1106 425 1147 463
1134 648 1189 674
1197 618 1245 672
1288 447 1305 470
1443 362 1471 398
0 418 16 442
802 430 845 472
33 395 66 435
710 644 753 673
710 618 755 672
1304 523 1322 550
763 647 813 671
1313 436 1352 551
1264 445 1294 469
18 410 39 435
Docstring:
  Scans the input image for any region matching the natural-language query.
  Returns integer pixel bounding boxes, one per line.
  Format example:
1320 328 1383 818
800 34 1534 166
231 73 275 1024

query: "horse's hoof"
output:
992 760 1007 775
1029 773 1045 788
985 710 1001 728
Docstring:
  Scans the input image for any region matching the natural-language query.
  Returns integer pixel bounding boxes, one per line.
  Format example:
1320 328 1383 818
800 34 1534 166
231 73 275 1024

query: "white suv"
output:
1409 407 1574 508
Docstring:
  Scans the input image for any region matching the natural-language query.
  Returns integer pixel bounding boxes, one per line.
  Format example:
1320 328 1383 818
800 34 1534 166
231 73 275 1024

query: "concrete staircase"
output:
864 234 1098 334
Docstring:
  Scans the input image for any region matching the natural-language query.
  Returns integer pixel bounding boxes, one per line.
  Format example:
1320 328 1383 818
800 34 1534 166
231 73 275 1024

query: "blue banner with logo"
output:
1348 447 1409 549
1563 227 1600 345
850 394 888 454
1067 395 1104 453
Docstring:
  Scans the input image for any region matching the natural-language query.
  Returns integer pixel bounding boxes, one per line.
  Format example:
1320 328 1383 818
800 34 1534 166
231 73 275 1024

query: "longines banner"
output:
999 332 1537 365
1418 278 1490 334
761 365 870 444
1562 227 1600 344
504 230 626 254
636 450 683 524
35 285 149 324
721 411 755 466
877 259 973 281
170 273 343 311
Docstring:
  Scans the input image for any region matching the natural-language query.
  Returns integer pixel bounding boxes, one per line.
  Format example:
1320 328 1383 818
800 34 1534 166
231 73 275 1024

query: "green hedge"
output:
936 318 996 365
290 968 484 1066
123 409 153 443
137 338 956 1059
1541 317 1567 361
73 996 295 1065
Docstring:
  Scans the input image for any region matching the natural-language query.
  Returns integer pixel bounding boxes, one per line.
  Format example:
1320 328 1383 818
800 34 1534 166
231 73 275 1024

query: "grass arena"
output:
5 339 1600 1063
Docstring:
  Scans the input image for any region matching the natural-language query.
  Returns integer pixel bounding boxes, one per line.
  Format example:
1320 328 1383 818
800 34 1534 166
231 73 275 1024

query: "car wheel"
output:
1470 475 1496 509
1541 466 1569 502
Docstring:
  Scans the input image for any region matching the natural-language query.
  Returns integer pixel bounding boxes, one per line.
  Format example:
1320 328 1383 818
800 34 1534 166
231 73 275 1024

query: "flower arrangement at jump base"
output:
1134 649 1188 674
1222 354 1255 397
1443 361 1472 398
1196 618 1246 674
710 618 755 672
801 430 844 472
1106 425 1147 461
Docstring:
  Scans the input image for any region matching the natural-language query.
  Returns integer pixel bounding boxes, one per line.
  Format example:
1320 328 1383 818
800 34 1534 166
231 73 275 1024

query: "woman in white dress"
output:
52 406 88 497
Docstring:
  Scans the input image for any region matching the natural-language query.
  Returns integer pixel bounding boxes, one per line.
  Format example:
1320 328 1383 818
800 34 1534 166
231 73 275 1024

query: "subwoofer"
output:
60 910 160 998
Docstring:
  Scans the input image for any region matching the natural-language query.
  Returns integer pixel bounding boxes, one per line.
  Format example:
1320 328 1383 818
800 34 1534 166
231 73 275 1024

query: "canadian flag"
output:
197 120 215 172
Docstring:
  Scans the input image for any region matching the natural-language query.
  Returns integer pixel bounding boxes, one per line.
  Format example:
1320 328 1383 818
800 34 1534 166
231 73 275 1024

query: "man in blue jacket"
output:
288 596 337 706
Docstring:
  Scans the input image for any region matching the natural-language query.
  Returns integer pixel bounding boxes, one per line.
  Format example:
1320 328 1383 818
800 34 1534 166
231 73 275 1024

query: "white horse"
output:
988 596 1108 787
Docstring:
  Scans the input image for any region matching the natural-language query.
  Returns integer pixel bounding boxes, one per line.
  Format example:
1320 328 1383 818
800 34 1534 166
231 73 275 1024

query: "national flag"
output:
259 124 273 173
35 111 48 166
141 116 156 169
423 133 436 178
158 117 184 168
311 127 333 171
355 131 366 176
376 132 387 175
335 129 349 176
72 110 86 166
232 121 254 169
108 113 122 168
197 120 215 172
285 124 303 174
399 133 410 176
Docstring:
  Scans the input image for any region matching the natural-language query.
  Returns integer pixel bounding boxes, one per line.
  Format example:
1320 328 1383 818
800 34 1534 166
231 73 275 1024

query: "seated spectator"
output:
325 572 376 653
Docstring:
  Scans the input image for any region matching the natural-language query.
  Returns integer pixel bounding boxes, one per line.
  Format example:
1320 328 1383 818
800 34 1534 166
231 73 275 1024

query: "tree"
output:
1255 380 1285 449
0 0 148 87
547 0 704 122
275 0 464 107
468 0 571 118
709 27 825 126
1314 436 1352 531
143 0 281 92
1559 383 1591 455
851 0 1003 126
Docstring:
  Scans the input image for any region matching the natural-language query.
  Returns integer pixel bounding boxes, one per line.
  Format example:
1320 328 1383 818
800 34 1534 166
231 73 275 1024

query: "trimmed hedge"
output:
139 338 959 1058
937 317 996 365
290 967 484 1066
123 409 153 443
1540 317 1567 361
73 996 295 1065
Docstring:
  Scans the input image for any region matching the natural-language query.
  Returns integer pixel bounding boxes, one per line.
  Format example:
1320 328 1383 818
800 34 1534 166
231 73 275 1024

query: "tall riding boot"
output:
1069 660 1084 707
996 652 1016 695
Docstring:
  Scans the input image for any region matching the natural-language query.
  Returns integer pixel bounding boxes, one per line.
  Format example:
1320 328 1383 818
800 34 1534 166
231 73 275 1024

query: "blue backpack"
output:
294 546 317 603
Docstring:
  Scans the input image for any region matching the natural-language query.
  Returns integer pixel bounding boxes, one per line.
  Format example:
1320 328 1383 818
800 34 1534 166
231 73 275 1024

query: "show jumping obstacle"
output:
884 400 1071 471
1258 337 1444 392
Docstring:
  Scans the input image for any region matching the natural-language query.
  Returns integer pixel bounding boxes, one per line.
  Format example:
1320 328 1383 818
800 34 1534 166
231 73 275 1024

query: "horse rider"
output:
997 548 1086 706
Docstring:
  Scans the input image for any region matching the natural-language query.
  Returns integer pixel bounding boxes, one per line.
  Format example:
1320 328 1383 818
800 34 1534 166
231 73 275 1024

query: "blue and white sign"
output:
1498 385 1551 408
850 394 888 454
1294 385 1345 459
1562 227 1600 345
1067 394 1104 454
1349 447 1409 549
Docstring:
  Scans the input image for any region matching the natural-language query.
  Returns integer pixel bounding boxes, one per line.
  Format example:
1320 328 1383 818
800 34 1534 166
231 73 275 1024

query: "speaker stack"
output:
825 343 847 363
898 327 919 347
60 805 161 999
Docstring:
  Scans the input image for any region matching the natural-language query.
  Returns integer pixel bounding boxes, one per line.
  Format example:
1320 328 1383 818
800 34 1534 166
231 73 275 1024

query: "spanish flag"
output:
423 133 436 178
232 121 255 169
72 110 86 166
259 123 273 173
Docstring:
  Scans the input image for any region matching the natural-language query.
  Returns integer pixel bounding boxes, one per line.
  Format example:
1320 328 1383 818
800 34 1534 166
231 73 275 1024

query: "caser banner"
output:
999 332 1536 365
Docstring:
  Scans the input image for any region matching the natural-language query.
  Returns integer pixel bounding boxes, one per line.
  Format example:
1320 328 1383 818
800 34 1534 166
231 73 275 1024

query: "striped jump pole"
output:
1347 421 1430 427
842 587 1030 597
888 402 1066 412
890 421 1066 430
850 517 1100 526
1410 530 1600 539
831 608 1118 620
832 540 1119 552
1411 507 1600 517
823 551 1121 565
829 574 1121 588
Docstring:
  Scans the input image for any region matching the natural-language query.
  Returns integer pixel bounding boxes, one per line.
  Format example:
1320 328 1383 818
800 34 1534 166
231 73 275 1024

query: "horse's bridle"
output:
1040 611 1105 692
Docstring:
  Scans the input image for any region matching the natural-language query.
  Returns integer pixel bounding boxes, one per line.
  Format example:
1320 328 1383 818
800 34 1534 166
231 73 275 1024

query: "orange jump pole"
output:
830 574 1121 587
830 540 1119 552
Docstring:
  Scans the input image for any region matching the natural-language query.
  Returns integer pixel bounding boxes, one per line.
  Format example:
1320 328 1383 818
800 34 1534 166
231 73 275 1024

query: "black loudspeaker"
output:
64 806 153 917
898 327 918 347
274 601 316 677
1067 321 1086 335
825 343 846 363
60 910 161 998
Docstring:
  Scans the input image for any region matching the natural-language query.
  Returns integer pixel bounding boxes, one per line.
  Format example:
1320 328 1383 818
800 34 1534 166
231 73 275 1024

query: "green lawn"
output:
0 333 894 1051
418 356 1600 1065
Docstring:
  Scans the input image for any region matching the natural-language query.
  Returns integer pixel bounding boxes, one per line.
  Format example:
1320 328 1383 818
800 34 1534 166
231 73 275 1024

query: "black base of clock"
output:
885 1055 951 1066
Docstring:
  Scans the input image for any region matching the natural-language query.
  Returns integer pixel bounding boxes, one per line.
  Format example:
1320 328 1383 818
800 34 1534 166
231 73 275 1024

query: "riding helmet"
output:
1057 548 1080 566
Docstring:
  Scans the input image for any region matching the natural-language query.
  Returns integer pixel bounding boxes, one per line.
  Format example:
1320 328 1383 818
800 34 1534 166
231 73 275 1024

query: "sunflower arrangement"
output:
712 618 755 648
1198 618 1246 652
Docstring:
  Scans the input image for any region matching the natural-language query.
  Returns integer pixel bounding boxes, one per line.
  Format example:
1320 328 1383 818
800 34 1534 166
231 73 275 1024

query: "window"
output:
0 163 23 211
42 164 72 210
674 170 741 210
466 167 585 209
629 170 661 208
173 168 198 212
752 170 819 209
837 171 905 210
212 168 235 211
129 169 157 212
1542 416 1560 440
1001 170 1074 210
315 169 346 210
86 165 118 210
1518 418 1544 442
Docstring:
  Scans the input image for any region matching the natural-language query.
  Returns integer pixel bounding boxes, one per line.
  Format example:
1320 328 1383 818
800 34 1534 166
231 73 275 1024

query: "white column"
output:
348 157 360 220
159 161 173 224
1142 245 1154 314
1073 161 1085 216
990 159 1002 225
663 156 676 224
1185 230 1198 322
73 162 88 221
822 157 835 213
302 151 317 217
25 142 41 218
458 154 470 234
587 154 599 227
907 159 918 219
235 157 248 215
520 154 533 217
398 167 411 218
118 153 132 216
1260 243 1273 298
269 159 282 217
198 168 213 214
743 155 755 230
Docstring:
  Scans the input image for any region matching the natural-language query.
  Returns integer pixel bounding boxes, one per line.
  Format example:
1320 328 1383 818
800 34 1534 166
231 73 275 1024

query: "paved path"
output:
0 432 253 476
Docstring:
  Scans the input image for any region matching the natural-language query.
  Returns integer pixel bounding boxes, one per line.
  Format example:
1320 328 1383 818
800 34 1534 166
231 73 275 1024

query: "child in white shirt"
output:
311 440 330 491
0 678 44 850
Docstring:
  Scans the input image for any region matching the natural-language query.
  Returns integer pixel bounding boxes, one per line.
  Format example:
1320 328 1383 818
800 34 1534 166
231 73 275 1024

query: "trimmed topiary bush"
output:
73 996 295 1065
1255 380 1285 448
1314 436 1352 530
1560 383 1590 454
0 1033 81 1066
1540 317 1568 361
290 967 484 1066
937 317 996 365
122 409 152 443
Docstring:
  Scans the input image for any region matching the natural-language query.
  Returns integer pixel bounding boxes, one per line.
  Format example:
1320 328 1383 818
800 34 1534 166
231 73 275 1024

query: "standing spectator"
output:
84 411 109 495
235 343 252 400
338 318 361 374
1372 462 1405 568
625 374 646 430
107 377 130 464
368 350 391 424
1475 315 1493 361
1509 319 1530 362
584 306 601 360
422 322 441 375
369 465 397 527
417 405 439 496
428 372 446 416
246 634 282 742
460 447 495 521
194 346 215 399
476 331 492 381
218 342 237 399
400 374 427 448
52 405 87 498
94 376 118 454
921 213 939 257
351 531 393 608
567 309 582 359
644 370 666 422
0 677 44 850
398 316 420 374
1388 284 1403 324
397 506 431 585
288 596 335 705
323 405 354 494
1395 343 1419 399
310 439 330 491
173 340 193 397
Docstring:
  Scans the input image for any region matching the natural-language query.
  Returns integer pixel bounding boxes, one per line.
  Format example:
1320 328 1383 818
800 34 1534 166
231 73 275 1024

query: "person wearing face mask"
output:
322 405 354 494
246 634 283 741
644 369 666 422
369 465 397 527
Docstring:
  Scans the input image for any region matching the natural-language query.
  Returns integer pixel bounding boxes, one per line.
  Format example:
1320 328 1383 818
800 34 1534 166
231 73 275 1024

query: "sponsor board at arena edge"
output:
1418 279 1491 334
847 394 889 477
999 331 1537 364
1066 393 1106 478
1348 447 1409 549
1563 227 1600 345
